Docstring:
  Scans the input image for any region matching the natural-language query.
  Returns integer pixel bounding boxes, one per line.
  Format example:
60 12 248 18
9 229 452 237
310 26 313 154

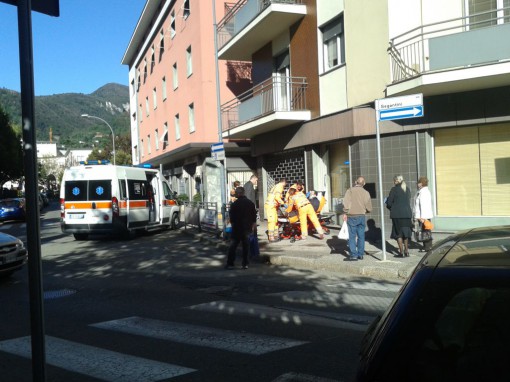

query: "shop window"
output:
435 124 510 216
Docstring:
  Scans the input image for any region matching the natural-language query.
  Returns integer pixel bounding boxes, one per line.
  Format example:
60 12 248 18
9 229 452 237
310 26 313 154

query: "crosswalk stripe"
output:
266 291 393 311
187 301 369 331
324 281 402 292
0 336 195 382
91 316 308 355
272 372 341 382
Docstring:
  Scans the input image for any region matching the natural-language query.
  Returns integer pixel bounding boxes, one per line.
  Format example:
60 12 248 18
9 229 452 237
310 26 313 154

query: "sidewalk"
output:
182 220 452 281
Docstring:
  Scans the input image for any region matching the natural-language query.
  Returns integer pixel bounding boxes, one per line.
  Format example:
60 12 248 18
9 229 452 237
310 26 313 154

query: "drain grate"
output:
43 289 77 300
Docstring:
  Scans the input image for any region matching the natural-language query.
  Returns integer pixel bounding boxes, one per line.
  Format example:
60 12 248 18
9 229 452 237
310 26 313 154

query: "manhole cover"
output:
43 289 77 300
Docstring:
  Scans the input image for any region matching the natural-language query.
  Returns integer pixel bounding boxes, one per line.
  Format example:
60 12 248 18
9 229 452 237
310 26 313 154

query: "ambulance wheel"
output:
171 212 180 230
290 237 296 243
73 233 88 241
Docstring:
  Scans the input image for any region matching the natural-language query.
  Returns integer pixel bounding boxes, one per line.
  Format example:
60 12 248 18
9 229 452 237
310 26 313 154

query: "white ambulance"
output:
60 161 180 240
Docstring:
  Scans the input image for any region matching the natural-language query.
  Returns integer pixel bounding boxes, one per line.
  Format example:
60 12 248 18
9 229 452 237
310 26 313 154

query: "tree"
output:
87 133 132 165
0 105 23 189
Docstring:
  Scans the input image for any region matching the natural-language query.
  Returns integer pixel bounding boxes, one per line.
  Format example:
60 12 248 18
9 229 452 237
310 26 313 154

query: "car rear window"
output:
65 180 112 201
0 200 21 208
65 181 87 201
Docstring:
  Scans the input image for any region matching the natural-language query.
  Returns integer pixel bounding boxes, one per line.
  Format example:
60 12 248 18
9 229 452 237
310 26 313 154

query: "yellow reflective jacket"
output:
265 183 285 207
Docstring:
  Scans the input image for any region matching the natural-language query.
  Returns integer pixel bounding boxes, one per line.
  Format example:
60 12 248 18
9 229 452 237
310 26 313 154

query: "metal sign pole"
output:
375 118 387 261
17 0 47 380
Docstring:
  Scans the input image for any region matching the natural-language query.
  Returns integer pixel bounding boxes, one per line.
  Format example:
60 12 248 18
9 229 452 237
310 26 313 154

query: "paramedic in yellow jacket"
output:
264 178 287 241
285 181 304 203
286 188 324 240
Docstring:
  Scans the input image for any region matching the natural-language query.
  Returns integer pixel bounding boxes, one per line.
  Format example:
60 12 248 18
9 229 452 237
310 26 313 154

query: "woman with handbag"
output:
414 176 434 252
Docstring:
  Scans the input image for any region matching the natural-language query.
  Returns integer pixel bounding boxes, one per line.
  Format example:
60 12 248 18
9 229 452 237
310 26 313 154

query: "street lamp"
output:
81 114 116 165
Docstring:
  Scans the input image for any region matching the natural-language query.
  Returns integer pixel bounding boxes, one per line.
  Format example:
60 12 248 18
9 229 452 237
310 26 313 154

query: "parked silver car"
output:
0 232 28 277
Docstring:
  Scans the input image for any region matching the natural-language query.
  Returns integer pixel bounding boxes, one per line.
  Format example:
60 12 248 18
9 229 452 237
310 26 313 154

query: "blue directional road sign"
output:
376 93 424 122
379 105 423 121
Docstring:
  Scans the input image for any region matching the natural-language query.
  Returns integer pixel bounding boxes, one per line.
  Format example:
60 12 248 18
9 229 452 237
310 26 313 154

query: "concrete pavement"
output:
182 220 452 281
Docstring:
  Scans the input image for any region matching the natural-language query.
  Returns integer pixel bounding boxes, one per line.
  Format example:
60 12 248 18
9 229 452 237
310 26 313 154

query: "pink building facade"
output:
123 0 254 203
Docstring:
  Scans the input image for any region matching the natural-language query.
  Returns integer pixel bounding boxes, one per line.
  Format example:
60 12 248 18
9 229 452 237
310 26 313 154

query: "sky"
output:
0 0 147 96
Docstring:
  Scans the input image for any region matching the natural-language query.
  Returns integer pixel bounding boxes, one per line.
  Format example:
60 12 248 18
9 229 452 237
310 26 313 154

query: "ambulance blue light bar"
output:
135 163 154 168
79 160 111 165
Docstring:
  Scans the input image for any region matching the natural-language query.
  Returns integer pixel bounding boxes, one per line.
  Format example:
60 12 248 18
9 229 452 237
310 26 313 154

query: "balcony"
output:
217 0 307 61
221 76 310 138
387 7 510 97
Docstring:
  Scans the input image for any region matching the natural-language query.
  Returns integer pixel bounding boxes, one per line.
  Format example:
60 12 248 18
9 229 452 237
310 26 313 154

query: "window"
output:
150 46 155 74
143 59 148 83
132 112 136 122
186 46 193 77
468 0 510 29
136 69 141 91
139 104 143 122
175 114 181 141
145 97 150 116
141 139 144 157
170 11 176 38
159 30 165 61
131 79 135 94
435 124 510 216
163 122 169 149
321 15 345 71
162 77 167 100
153 87 157 109
183 0 190 19
173 63 178 89
155 128 159 150
188 103 195 133
147 134 151 155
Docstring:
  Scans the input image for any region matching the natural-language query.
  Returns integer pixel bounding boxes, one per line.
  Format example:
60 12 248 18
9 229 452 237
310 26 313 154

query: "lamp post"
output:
81 114 116 165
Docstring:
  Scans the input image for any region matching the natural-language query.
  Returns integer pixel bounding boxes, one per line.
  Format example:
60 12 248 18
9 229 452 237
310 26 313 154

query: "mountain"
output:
0 83 130 148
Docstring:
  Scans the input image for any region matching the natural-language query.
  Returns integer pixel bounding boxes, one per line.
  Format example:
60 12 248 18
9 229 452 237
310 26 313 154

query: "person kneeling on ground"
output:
225 187 257 270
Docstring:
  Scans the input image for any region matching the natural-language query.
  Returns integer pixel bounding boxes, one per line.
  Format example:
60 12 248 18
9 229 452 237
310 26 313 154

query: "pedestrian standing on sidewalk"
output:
386 174 413 257
244 175 258 206
414 176 434 252
342 176 372 261
225 187 257 270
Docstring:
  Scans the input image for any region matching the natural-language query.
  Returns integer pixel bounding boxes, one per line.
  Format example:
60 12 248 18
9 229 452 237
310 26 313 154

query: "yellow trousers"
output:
266 206 279 237
299 204 324 237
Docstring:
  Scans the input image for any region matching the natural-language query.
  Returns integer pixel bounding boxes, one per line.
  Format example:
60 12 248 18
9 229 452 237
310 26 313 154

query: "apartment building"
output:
122 0 254 204
217 0 510 231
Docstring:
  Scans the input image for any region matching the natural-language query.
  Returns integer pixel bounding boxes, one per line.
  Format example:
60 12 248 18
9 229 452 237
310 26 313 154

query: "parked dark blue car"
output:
357 225 510 382
0 198 26 222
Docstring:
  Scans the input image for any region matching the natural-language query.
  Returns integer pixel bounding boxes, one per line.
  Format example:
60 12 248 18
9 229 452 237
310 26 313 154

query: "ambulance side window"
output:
162 182 173 199
65 181 87 201
128 180 149 200
88 180 112 201
119 180 127 200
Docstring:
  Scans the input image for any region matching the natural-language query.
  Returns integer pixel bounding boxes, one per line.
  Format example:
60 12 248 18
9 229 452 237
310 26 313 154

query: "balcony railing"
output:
217 0 305 51
389 6 510 83
221 76 307 133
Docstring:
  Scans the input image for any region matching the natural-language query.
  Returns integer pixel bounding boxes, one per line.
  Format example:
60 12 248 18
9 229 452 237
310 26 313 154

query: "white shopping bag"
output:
338 222 349 240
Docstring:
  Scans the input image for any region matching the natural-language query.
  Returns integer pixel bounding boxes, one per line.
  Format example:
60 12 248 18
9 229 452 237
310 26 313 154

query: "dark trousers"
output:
227 231 250 267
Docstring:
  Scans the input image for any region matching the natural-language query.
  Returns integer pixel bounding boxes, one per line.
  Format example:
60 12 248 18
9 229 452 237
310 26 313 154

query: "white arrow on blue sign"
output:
375 93 424 122
379 106 423 121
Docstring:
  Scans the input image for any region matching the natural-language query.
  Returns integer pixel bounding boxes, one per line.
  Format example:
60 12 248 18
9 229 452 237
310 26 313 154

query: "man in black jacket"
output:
243 175 258 206
225 187 257 269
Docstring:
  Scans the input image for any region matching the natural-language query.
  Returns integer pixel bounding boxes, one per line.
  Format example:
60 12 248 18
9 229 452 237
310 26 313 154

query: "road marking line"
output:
0 336 195 382
272 372 341 382
187 301 369 331
91 316 308 355
324 281 402 292
267 291 393 311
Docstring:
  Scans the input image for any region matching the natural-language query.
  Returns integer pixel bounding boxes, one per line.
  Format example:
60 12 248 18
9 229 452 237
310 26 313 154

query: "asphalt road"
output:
0 203 404 382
